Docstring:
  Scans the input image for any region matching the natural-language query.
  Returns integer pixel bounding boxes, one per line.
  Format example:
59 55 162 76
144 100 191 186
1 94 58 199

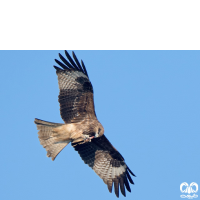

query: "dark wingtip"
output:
127 167 136 177
64 50 70 57
126 171 134 184
54 50 89 77
119 178 126 197
72 51 83 71
53 65 62 71
54 59 69 70
81 60 88 77
124 175 131 193
64 50 80 70
59 53 74 69
122 191 126 197
53 65 63 72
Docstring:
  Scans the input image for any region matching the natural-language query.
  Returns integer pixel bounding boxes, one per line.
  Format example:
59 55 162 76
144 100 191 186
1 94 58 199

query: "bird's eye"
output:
98 128 101 135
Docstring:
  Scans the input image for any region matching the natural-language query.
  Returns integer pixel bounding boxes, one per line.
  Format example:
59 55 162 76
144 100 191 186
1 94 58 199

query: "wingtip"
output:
53 65 62 71
127 172 134 185
81 60 89 77
58 53 62 59
54 50 89 77
71 51 77 61
64 50 70 58
124 176 131 193
127 166 136 177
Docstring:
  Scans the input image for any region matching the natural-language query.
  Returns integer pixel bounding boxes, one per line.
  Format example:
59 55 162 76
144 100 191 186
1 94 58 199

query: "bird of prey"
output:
34 51 135 197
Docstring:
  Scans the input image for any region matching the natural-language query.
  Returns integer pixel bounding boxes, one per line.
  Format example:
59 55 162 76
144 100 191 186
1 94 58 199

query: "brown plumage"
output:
34 51 135 197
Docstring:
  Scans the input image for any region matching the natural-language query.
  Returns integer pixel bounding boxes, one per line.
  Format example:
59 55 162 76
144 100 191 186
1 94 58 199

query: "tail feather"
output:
46 142 70 160
34 118 70 161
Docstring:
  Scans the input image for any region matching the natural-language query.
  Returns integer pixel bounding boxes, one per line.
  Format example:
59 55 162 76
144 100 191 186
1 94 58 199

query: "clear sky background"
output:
0 51 200 200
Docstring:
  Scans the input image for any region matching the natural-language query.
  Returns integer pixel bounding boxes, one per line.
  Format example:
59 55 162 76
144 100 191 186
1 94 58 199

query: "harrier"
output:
34 51 135 197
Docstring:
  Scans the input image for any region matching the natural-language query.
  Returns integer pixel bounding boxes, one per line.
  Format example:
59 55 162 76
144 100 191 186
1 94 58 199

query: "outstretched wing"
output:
54 51 96 123
73 135 135 197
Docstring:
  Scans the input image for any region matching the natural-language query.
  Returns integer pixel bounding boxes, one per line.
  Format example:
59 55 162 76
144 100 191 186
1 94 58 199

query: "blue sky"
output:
0 51 200 200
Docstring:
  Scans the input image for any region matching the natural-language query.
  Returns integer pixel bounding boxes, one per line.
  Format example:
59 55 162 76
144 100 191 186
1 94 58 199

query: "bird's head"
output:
95 124 104 138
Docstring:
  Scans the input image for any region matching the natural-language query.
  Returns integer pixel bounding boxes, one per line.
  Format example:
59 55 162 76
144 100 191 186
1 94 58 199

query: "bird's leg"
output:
83 135 94 142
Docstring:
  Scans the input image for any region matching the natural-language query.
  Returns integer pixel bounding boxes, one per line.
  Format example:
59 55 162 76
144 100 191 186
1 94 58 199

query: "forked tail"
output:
34 118 70 161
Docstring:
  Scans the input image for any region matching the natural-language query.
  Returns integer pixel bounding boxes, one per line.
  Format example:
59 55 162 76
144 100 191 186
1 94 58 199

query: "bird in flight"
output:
34 51 135 197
